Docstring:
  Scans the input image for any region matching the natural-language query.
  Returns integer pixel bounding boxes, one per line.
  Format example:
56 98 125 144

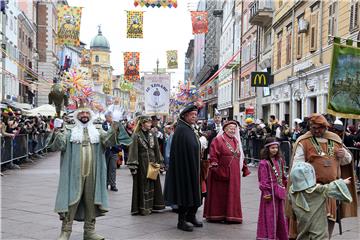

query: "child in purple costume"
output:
256 138 288 240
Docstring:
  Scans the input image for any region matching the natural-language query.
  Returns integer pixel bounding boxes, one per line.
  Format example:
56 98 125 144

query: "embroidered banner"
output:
124 52 140 82
166 50 178 69
144 74 170 115
80 49 91 66
57 5 82 46
134 0 177 8
328 43 360 118
127 11 144 38
191 11 208 34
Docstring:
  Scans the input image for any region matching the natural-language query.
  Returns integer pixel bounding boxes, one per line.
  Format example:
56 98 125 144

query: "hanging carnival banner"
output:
327 43 360 119
134 0 177 8
56 5 82 46
80 49 91 66
191 11 208 34
127 11 144 38
144 74 170 115
124 52 140 82
166 50 178 69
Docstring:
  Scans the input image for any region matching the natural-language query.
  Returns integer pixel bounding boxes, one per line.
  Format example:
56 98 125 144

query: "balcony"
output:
249 0 273 27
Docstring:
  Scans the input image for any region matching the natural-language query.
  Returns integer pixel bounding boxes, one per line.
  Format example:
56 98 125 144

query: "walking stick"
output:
336 200 342 235
336 118 348 235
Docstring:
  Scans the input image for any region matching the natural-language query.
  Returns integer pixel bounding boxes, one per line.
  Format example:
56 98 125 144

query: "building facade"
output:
18 1 38 105
249 0 274 122
237 0 258 124
2 0 19 101
217 0 236 119
58 45 81 72
271 0 359 126
37 0 60 106
199 0 222 119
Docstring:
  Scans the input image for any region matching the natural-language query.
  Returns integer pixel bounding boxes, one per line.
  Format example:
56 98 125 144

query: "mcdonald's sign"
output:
251 72 272 87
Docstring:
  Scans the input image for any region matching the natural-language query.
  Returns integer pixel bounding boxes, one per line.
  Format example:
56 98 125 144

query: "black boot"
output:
177 213 193 232
186 214 203 227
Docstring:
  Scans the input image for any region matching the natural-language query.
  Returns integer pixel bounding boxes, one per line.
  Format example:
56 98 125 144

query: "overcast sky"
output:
67 0 199 87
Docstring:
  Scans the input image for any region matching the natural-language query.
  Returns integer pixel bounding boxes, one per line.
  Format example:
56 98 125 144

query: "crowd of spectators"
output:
0 107 60 170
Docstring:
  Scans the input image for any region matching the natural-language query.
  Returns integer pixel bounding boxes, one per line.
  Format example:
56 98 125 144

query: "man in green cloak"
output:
49 105 132 240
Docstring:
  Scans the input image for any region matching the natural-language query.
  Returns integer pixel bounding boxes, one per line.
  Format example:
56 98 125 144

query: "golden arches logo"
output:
253 74 267 85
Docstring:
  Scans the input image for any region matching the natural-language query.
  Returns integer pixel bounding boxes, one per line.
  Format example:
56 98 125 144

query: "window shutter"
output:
350 4 354 30
328 17 332 36
286 32 291 64
310 13 318 51
296 33 302 59
277 37 282 69
355 2 359 28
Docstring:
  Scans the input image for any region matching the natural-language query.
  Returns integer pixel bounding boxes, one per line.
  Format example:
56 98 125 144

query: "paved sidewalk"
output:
1 152 359 239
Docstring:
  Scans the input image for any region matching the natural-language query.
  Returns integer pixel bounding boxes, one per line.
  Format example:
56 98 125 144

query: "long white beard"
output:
70 110 100 144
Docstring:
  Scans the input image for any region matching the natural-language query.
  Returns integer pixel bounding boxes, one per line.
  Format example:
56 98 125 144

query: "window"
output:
10 18 13 31
251 38 257 60
263 29 272 52
240 77 245 98
296 17 304 59
28 38 32 49
243 12 248 34
95 55 99 62
246 76 250 97
328 1 337 43
350 0 359 31
277 31 282 70
286 24 292 65
310 10 319 51
279 0 283 7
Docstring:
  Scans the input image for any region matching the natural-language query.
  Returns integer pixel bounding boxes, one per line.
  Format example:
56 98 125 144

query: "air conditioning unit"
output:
298 19 309 33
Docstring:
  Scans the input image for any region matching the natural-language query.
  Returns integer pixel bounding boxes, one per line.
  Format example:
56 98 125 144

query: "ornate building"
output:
90 26 113 95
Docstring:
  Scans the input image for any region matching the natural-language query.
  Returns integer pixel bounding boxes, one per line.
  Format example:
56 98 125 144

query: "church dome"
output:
90 26 110 50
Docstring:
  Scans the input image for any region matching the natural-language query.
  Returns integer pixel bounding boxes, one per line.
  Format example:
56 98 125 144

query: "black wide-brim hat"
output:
180 104 198 117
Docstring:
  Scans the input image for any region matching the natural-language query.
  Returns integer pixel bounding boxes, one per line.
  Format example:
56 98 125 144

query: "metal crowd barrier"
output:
242 139 292 171
0 133 50 165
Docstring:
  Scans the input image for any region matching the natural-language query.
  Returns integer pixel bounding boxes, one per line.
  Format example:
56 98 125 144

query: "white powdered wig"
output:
70 109 100 144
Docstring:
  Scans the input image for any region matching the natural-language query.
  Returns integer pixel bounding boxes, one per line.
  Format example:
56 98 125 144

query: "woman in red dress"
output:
203 120 244 223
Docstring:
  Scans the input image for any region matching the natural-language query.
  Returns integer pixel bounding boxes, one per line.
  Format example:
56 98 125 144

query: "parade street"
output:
0 152 358 240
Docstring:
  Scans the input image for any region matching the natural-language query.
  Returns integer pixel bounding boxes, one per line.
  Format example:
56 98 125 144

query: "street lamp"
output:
156 58 159 74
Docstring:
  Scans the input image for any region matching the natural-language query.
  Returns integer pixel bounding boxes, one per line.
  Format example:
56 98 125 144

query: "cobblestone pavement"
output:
1 152 359 239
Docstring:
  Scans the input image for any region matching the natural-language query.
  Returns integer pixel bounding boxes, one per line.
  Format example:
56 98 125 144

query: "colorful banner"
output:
57 5 82 46
134 0 177 8
144 74 170 115
80 49 91 65
328 43 360 118
191 11 208 34
166 50 178 69
127 11 144 39
124 52 140 82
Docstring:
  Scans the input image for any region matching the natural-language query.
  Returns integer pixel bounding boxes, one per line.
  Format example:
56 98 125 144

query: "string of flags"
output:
134 0 178 8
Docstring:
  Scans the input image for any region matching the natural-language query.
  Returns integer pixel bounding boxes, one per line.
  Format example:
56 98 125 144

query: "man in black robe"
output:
164 105 202 232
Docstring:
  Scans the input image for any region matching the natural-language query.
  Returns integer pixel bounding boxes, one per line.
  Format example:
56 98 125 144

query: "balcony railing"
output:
249 0 273 27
